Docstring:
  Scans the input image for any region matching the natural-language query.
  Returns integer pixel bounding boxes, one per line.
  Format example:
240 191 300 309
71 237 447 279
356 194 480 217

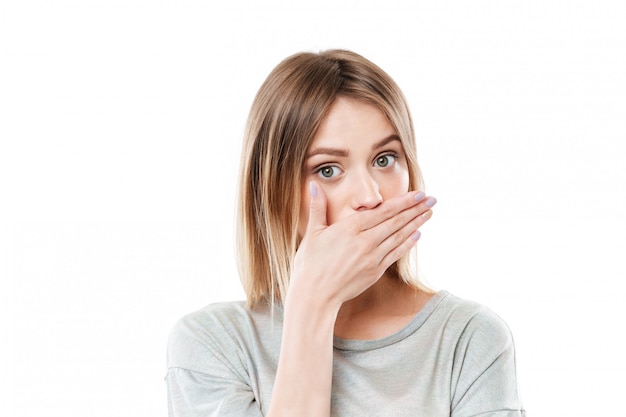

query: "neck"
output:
334 274 431 340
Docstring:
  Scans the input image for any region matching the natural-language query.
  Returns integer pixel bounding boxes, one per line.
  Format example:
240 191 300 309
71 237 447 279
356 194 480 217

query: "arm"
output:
267 182 432 417
166 184 433 417
167 368 263 417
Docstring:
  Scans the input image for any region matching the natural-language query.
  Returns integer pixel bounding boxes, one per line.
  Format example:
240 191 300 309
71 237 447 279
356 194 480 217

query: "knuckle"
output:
395 229 408 246
390 213 406 231
345 221 360 235
366 258 379 271
388 232 406 253
364 237 378 253
379 204 396 219
355 236 372 254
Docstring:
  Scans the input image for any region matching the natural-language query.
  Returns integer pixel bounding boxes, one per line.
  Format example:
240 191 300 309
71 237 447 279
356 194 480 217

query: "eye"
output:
374 153 397 168
316 165 341 179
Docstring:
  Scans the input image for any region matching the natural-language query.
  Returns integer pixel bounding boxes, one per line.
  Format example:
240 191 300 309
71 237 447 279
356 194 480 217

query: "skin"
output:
298 96 434 338
268 96 436 417
298 96 411 234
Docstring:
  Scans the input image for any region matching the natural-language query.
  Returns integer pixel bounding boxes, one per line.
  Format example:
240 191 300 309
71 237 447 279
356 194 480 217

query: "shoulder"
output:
170 301 253 338
167 301 276 374
432 293 524 414
435 291 514 342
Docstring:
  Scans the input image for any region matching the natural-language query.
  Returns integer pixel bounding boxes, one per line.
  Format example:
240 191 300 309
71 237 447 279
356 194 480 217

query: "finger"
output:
357 190 426 231
375 209 434 269
376 207 433 260
378 230 420 271
363 195 436 247
306 181 328 232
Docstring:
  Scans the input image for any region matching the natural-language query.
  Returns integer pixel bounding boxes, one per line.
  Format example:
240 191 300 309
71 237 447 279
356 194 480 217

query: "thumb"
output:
306 181 328 232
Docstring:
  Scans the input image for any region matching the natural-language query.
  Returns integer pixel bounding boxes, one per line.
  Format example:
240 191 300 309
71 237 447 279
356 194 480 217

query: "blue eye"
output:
374 154 396 168
317 166 341 179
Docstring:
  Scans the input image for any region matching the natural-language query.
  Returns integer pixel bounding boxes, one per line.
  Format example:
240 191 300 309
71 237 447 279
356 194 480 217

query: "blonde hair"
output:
237 49 431 306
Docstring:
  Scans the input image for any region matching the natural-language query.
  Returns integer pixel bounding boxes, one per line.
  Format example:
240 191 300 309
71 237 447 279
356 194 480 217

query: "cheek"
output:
297 167 410 235
394 163 411 192
393 171 410 195
378 165 410 201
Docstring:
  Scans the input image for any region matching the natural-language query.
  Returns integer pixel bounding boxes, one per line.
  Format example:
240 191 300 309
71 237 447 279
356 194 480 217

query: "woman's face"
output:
298 96 410 236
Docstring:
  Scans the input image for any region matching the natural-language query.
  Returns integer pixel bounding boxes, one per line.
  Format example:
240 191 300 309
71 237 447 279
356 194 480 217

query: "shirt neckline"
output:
332 290 450 351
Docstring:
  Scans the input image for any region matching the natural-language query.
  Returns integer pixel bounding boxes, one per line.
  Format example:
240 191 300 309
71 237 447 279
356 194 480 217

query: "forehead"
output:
309 97 397 149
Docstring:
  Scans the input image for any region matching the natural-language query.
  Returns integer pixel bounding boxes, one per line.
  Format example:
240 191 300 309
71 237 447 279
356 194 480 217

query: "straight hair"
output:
237 49 431 306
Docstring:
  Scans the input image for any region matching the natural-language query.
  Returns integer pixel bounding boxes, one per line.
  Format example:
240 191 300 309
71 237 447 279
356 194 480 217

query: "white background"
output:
1 1 625 416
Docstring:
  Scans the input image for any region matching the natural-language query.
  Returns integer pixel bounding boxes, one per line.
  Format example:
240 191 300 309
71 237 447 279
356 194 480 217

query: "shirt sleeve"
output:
165 313 265 417
450 308 526 417
166 368 263 417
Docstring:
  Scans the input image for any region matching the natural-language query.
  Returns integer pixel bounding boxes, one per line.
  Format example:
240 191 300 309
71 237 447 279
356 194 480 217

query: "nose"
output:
350 170 383 211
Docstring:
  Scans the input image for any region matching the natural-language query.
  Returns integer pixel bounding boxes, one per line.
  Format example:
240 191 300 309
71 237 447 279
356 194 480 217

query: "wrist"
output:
285 279 342 318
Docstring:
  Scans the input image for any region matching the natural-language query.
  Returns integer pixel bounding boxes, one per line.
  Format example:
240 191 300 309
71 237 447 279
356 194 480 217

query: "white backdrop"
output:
2 1 625 416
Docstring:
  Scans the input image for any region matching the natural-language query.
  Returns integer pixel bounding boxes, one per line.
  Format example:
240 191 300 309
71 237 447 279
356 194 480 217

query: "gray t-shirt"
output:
166 291 525 416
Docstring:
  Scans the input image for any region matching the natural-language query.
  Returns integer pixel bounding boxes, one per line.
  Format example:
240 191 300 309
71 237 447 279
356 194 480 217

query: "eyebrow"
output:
306 134 401 158
372 134 401 150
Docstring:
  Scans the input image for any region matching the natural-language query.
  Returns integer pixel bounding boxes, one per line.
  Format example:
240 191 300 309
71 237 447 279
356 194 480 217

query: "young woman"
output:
166 49 525 417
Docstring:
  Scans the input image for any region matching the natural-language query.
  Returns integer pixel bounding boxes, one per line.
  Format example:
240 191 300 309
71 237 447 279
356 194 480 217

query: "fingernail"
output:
424 197 437 208
411 230 421 241
414 191 425 202
309 181 317 197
